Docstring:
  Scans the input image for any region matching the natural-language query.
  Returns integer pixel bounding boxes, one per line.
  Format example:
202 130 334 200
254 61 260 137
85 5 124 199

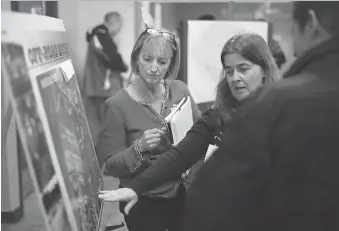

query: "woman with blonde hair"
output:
97 27 202 231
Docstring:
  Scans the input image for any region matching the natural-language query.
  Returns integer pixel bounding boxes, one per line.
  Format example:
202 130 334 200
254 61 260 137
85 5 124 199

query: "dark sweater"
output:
183 37 339 231
127 108 225 195
97 80 201 198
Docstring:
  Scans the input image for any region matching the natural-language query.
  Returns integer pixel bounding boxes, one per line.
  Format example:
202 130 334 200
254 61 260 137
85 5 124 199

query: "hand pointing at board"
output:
99 188 138 215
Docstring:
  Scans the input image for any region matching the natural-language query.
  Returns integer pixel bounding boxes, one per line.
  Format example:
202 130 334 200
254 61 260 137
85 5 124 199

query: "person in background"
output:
82 11 128 148
98 33 282 218
182 2 339 231
256 18 286 69
97 27 201 231
269 38 286 69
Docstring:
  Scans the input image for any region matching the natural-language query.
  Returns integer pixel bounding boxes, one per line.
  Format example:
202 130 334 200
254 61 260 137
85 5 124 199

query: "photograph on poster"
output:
35 65 103 231
2 42 55 191
2 11 104 229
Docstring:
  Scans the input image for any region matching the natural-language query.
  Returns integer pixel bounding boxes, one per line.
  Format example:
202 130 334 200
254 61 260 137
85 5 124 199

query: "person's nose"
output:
231 70 243 83
149 61 159 74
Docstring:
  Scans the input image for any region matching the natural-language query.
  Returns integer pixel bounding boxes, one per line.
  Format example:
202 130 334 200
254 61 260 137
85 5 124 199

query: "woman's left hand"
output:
99 188 138 215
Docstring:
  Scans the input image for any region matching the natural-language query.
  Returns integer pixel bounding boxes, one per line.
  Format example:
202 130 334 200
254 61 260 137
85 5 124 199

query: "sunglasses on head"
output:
143 28 175 41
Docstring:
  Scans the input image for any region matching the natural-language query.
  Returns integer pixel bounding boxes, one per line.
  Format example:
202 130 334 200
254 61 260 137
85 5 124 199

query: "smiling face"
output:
223 53 264 102
137 38 173 85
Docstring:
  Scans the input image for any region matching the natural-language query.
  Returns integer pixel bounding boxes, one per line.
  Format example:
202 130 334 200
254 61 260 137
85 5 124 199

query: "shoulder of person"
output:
167 79 187 88
232 73 316 128
92 24 108 35
167 79 189 93
257 72 319 107
275 72 316 89
105 89 129 109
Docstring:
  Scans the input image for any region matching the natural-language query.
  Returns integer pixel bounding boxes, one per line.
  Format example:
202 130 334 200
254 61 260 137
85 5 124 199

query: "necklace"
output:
124 81 172 144
125 80 169 118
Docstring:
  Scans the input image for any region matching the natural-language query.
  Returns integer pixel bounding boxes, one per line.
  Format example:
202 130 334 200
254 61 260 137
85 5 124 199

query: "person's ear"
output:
306 9 321 38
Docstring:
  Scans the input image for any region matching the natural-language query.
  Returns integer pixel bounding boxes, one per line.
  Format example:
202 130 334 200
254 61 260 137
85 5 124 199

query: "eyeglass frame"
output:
141 28 176 41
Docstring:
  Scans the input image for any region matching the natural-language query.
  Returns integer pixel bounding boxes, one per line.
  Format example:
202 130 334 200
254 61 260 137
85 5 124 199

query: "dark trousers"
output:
119 185 186 231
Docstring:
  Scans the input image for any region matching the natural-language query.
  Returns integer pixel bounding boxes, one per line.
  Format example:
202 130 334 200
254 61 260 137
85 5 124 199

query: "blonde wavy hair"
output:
130 27 180 81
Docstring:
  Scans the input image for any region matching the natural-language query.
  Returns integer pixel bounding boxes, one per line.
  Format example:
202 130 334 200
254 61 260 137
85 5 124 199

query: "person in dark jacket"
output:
98 33 282 216
269 37 286 69
181 2 339 231
82 11 128 147
256 18 286 69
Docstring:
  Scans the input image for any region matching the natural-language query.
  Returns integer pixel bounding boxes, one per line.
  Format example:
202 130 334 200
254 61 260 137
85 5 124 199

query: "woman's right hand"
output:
99 188 138 215
138 128 166 152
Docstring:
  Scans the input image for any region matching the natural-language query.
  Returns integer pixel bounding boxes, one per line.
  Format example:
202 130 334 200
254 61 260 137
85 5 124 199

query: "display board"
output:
187 20 268 104
2 12 104 231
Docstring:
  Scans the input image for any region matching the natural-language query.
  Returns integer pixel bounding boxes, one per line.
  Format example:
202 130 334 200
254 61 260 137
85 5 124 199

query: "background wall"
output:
161 3 177 31
161 2 295 73
1 1 11 11
58 0 80 79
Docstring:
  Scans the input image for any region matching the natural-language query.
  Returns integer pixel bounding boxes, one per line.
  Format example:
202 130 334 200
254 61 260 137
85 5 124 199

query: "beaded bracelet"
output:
129 139 144 173
134 139 149 160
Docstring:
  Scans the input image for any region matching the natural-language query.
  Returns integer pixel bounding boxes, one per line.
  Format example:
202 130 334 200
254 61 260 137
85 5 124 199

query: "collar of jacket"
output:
284 36 339 78
96 24 108 34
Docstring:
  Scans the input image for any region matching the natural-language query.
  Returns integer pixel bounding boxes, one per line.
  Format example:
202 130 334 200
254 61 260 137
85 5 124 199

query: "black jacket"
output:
82 25 127 97
86 24 127 72
183 37 339 231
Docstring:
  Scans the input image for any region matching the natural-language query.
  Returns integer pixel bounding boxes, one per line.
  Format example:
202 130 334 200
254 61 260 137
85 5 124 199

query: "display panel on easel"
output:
2 12 104 231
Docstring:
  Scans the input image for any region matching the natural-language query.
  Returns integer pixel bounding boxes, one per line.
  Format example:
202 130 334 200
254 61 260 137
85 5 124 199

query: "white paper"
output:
60 60 75 82
204 144 219 162
170 97 193 146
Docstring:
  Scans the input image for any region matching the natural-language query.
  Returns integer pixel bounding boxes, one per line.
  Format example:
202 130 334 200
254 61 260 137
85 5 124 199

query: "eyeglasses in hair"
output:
143 28 175 41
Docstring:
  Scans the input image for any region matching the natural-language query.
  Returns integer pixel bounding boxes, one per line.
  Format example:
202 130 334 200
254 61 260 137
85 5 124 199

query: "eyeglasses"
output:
143 28 175 41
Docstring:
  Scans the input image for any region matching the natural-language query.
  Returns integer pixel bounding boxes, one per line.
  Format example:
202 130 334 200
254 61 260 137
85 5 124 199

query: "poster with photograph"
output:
31 60 104 231
1 38 73 231
2 13 104 231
